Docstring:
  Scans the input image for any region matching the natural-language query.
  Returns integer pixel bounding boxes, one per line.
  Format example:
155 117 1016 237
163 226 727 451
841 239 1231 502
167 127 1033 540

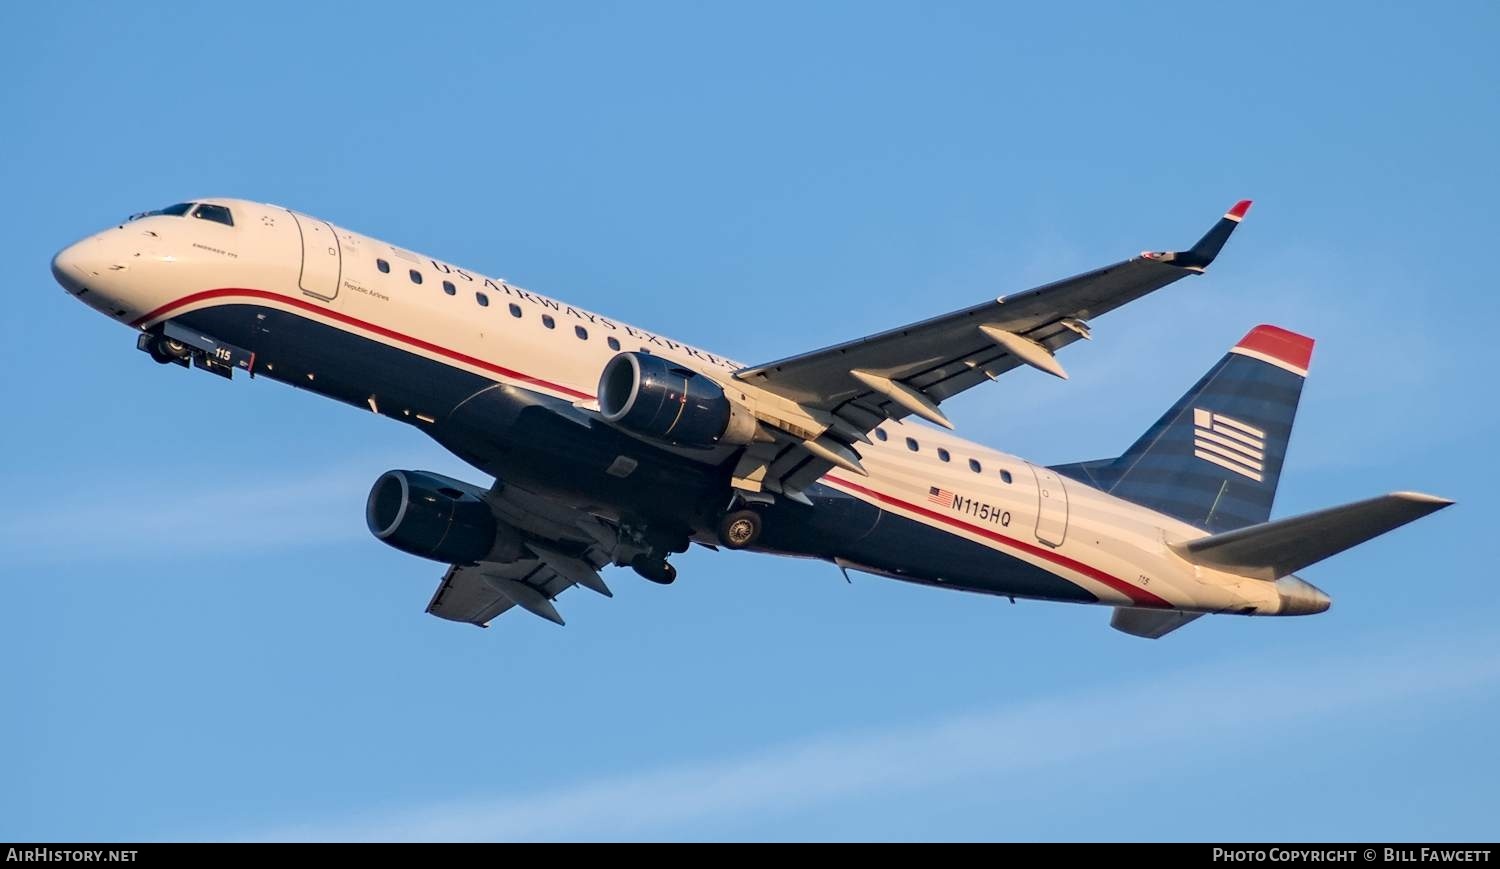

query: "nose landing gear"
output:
137 322 255 380
146 334 192 365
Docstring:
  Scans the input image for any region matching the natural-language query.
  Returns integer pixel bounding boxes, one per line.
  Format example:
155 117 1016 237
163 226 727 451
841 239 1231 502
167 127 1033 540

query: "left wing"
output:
426 484 619 628
728 201 1251 500
427 544 611 627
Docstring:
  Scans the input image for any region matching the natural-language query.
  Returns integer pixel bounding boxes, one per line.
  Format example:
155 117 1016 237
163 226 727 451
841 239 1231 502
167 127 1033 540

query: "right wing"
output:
728 201 1253 500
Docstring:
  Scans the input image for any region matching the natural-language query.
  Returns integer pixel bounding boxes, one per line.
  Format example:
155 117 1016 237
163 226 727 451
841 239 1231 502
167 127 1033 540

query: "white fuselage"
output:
52 197 1317 617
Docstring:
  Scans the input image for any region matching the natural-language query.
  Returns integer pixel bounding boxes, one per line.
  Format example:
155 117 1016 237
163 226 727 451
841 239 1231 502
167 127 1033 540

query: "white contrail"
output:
250 632 1500 842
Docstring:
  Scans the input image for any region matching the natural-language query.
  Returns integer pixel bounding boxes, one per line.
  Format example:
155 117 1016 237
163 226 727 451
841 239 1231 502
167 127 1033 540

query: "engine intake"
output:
366 470 496 564
597 352 758 448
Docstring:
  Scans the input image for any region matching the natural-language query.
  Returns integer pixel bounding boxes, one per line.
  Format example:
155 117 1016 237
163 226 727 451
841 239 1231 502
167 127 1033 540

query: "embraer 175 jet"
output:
51 199 1451 638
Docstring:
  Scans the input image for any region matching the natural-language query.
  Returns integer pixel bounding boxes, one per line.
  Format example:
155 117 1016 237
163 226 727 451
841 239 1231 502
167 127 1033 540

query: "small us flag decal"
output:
1193 408 1265 481
928 486 955 506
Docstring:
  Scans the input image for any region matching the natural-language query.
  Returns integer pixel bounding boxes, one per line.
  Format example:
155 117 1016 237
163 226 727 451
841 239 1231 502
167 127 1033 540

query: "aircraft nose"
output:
51 237 108 295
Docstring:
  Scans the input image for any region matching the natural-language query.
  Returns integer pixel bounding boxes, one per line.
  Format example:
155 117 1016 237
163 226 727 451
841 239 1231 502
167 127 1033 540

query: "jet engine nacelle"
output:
366 470 497 564
597 351 759 448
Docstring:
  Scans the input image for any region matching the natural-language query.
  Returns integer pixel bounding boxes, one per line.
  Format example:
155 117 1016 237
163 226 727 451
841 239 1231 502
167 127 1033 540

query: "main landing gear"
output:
620 507 764 585
617 521 686 585
630 555 678 585
716 508 763 550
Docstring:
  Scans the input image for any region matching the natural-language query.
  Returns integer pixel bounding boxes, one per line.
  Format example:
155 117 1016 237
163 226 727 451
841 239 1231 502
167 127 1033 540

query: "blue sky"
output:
2 1 1497 841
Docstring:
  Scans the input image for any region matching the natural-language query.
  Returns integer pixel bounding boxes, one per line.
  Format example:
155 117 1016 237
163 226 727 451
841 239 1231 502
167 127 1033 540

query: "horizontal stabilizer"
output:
1170 492 1453 580
1111 607 1203 639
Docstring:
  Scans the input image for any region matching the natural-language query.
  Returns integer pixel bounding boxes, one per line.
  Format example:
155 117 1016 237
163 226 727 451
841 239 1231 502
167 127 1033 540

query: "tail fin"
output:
1054 325 1314 532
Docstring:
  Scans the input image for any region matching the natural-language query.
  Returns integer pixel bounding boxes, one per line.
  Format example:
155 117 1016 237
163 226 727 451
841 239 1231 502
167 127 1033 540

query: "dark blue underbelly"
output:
173 303 1093 604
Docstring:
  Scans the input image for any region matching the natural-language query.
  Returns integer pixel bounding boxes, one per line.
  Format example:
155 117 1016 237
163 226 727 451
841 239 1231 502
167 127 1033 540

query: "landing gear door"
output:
1029 464 1069 547
290 211 340 301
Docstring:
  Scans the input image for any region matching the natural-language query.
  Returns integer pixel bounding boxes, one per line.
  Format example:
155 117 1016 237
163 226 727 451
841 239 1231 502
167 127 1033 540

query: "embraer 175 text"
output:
52 199 1451 638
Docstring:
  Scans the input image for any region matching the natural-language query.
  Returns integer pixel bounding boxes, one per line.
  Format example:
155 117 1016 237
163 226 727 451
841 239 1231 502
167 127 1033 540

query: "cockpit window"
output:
130 202 195 220
192 203 234 226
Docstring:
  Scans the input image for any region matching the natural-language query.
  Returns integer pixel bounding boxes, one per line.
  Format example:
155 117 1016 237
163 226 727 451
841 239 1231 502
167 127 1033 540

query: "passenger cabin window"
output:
874 428 888 442
376 259 390 274
905 437 919 452
937 448 950 463
575 325 588 340
476 292 489 307
509 303 522 318
409 269 423 285
542 314 556 329
191 203 234 226
969 459 982 473
607 336 621 351
1000 470 1013 484
442 280 456 296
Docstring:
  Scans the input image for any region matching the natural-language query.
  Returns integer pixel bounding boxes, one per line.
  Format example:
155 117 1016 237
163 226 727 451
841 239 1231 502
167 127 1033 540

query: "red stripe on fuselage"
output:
134 288 1171 608
824 475 1172 608
130 288 594 400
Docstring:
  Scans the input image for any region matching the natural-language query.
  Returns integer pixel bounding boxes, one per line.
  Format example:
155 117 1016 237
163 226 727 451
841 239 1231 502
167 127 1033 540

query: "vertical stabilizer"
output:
1055 325 1314 532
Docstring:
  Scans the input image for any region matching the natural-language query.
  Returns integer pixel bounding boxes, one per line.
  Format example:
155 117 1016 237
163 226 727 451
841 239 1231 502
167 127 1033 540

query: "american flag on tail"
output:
1192 408 1266 482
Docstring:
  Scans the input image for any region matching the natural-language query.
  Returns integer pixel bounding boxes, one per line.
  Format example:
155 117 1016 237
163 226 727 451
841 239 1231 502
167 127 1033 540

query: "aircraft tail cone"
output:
1275 576 1331 616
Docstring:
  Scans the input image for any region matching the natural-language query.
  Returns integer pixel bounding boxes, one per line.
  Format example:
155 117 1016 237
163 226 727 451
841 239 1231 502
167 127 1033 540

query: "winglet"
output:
1140 199 1252 273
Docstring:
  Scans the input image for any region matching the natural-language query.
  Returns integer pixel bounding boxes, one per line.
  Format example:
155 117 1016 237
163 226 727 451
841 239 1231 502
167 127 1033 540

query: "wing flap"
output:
426 557 583 627
426 563 518 627
424 487 618 628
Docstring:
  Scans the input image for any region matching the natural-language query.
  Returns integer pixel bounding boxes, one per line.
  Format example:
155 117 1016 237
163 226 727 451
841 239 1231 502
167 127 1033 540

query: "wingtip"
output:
1391 491 1456 508
1156 199 1253 270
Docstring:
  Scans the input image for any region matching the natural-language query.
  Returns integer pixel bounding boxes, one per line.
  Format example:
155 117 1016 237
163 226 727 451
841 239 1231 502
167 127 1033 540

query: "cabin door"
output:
290 211 341 301
1030 465 1069 547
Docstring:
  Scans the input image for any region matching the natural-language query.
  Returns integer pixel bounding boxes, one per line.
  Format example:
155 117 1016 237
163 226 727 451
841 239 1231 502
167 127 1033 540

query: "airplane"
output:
50 198 1452 639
